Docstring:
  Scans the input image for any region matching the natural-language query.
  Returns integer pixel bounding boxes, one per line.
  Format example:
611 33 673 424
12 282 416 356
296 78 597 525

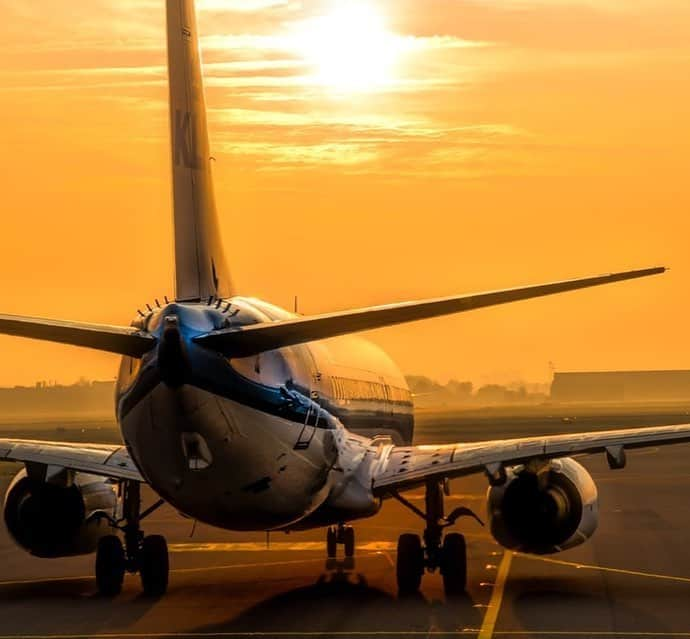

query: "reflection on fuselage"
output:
233 298 414 444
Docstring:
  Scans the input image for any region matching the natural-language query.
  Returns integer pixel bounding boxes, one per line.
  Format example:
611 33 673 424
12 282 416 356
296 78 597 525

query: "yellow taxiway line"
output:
478 550 513 639
515 552 690 584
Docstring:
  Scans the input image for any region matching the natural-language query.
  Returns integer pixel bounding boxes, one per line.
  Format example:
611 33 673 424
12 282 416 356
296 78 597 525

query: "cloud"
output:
218 141 380 167
198 0 293 11
206 105 528 174
5 0 684 182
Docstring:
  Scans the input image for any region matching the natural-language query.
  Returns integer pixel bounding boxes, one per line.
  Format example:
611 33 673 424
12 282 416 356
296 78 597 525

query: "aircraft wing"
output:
194 267 664 358
0 439 143 482
0 313 156 357
372 423 690 495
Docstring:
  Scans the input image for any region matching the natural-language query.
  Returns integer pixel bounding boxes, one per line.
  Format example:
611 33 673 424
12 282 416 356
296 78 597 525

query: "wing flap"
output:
0 313 156 357
0 438 143 482
373 423 690 494
195 267 665 357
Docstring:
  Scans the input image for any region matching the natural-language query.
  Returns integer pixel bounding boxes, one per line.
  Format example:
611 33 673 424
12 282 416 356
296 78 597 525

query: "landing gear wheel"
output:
326 527 337 558
139 534 169 596
96 535 125 597
440 533 467 596
344 526 355 558
396 533 424 596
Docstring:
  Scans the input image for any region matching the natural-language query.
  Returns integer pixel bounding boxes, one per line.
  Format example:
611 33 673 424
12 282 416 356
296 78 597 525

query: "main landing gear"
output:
392 479 483 597
95 481 168 597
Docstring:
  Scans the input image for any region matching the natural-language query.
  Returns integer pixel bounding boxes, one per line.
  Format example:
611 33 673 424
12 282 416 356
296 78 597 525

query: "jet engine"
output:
487 457 598 554
3 467 118 558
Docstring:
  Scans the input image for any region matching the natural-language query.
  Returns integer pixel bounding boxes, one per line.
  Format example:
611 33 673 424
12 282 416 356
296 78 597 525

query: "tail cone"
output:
158 315 187 387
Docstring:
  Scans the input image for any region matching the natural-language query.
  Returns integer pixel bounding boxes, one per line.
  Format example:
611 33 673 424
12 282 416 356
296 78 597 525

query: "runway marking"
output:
172 552 384 575
379 550 396 568
168 535 487 554
478 550 513 639
0 553 389 587
4 632 690 639
18 632 690 639
405 493 482 502
0 633 465 638
0 633 480 638
514 552 690 584
0 574 92 587
169 541 400 553
491 634 690 637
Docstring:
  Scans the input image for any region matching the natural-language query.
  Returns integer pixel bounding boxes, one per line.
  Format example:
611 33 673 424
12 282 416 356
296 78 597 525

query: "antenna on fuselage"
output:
294 295 299 314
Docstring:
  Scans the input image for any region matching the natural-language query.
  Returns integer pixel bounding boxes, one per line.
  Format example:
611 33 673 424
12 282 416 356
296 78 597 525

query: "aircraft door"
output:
290 345 326 451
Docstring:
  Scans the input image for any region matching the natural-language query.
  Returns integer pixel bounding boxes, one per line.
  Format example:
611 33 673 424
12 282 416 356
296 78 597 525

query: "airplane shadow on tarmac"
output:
189 568 483 636
0 566 481 636
0 577 158 633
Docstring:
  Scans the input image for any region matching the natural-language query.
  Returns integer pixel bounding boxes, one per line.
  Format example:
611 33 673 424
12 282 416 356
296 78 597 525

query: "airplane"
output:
1 0 688 599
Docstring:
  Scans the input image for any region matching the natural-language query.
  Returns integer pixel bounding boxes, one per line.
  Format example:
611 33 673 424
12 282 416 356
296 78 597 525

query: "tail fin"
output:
166 0 233 302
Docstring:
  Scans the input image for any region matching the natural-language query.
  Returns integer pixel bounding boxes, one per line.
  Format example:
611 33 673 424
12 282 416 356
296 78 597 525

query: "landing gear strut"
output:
392 479 482 597
95 480 168 596
326 523 355 559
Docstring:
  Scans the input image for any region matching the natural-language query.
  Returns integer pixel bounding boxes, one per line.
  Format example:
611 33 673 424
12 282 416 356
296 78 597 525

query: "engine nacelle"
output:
487 457 598 554
3 468 117 558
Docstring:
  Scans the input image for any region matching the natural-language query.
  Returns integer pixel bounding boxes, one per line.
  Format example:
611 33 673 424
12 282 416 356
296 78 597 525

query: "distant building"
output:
551 370 690 403
0 380 115 418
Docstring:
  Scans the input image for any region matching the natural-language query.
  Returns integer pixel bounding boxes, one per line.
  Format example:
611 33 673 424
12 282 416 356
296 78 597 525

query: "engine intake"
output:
487 457 598 554
4 468 117 558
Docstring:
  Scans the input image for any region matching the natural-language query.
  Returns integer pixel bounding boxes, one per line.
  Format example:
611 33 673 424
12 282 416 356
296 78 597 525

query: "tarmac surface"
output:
1 410 690 638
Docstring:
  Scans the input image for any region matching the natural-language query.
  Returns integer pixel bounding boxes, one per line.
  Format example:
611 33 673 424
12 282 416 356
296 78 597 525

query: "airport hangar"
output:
551 369 690 403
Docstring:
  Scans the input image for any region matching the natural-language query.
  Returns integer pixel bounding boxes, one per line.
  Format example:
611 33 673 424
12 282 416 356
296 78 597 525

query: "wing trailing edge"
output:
0 313 156 357
372 422 690 494
0 439 143 481
194 266 665 357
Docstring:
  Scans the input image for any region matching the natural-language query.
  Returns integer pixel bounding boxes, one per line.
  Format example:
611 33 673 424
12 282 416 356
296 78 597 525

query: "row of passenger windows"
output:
329 376 411 404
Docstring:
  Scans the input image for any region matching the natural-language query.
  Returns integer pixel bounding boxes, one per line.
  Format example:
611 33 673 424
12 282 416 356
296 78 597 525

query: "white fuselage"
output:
116 298 413 531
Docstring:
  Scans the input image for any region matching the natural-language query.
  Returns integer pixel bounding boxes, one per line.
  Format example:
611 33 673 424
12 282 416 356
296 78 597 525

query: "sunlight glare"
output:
294 2 401 93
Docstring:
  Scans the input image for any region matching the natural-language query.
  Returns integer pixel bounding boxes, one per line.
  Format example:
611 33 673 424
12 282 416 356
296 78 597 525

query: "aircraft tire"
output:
440 533 467 596
344 526 355 558
396 533 424 595
140 534 169 596
326 527 337 558
96 535 125 597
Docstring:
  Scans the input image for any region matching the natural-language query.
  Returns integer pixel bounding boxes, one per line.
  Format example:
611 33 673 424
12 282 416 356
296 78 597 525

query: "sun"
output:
293 2 401 93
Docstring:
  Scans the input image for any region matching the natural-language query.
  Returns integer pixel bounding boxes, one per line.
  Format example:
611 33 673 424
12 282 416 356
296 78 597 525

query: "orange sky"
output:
0 0 689 388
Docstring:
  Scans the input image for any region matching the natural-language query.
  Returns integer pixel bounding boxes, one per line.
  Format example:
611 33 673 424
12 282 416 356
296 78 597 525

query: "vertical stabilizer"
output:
166 0 233 302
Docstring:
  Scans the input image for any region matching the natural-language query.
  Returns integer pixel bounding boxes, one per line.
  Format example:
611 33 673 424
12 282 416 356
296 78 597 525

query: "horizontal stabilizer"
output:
0 313 156 357
195 266 665 358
